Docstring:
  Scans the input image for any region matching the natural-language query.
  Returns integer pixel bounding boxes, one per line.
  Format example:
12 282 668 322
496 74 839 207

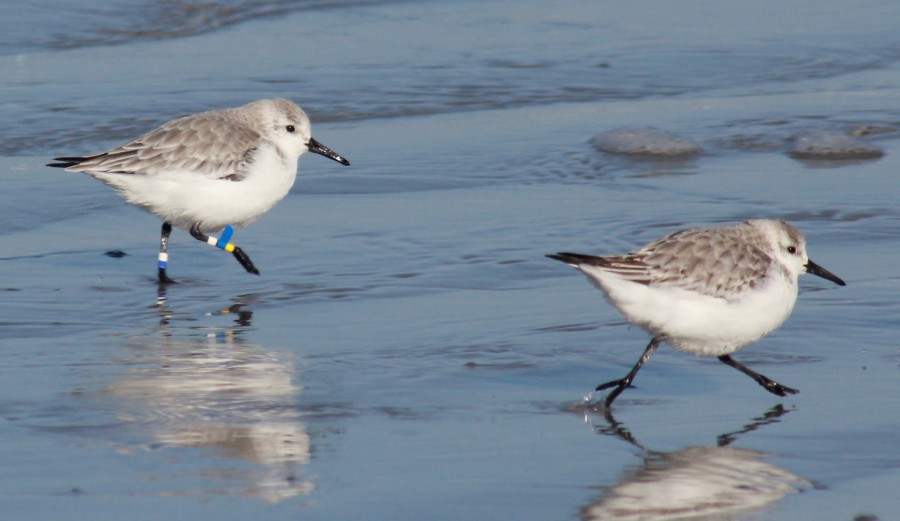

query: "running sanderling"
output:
49 98 349 283
548 219 846 407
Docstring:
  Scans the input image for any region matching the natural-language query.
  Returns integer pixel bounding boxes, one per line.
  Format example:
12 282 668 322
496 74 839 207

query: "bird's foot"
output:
232 246 260 275
158 267 176 285
763 380 799 397
595 378 632 392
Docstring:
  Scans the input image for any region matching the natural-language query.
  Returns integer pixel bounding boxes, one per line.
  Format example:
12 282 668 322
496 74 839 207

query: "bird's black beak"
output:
805 259 846 286
307 138 350 166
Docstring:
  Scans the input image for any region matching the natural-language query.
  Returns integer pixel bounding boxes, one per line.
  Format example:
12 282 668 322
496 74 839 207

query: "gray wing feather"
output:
58 112 260 181
578 227 771 299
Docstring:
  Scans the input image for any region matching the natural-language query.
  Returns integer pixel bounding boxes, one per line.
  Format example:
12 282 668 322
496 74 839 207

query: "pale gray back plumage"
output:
583 222 777 299
55 99 306 181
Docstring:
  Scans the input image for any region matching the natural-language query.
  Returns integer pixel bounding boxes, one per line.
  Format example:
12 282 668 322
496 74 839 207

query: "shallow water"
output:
2 1 900 519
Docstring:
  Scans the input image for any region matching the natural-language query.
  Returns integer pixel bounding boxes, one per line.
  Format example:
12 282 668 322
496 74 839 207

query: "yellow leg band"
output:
224 243 236 253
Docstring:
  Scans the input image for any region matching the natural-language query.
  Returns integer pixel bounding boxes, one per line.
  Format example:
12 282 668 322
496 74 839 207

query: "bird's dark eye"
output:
286 125 295 133
787 246 797 254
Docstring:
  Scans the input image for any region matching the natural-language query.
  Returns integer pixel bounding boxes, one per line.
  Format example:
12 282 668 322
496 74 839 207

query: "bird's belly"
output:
93 164 297 232
602 279 798 357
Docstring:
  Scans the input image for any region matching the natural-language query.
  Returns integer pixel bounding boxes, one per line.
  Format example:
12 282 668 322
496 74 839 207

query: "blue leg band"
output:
216 225 235 249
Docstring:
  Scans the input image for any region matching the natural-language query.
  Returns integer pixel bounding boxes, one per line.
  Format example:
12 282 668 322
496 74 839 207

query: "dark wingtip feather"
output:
546 252 603 266
46 156 86 168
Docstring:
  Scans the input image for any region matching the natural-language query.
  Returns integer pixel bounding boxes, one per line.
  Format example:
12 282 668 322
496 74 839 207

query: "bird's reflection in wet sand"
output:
106 291 313 502
153 287 256 332
581 406 812 521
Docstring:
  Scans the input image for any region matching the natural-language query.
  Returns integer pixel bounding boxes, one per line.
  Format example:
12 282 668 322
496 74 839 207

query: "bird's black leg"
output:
596 336 663 407
718 354 798 397
158 222 175 285
188 223 260 275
